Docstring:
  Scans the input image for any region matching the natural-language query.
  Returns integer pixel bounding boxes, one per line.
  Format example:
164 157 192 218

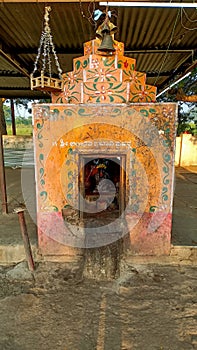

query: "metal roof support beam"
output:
156 60 197 97
0 0 99 2
126 50 194 54
7 47 195 55
0 50 29 78
100 2 197 8
0 87 33 91
0 71 24 77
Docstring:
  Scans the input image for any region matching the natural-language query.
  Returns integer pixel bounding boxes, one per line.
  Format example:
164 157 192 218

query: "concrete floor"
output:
171 166 197 246
0 166 196 263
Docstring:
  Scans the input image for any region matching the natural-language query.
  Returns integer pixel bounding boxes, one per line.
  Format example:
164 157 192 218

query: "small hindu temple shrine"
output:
32 8 177 260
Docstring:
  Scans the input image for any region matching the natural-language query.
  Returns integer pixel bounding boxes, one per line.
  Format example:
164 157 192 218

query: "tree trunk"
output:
0 98 7 135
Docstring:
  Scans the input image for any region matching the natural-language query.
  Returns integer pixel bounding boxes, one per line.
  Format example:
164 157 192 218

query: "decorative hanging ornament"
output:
30 6 63 92
96 6 117 56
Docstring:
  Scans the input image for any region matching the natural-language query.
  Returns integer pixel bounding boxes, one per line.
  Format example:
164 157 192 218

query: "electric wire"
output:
181 8 197 30
154 9 181 85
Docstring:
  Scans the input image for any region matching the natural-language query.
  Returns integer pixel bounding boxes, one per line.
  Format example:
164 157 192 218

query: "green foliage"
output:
177 123 197 136
2 98 50 135
3 99 33 135
2 105 11 123
6 124 32 135
157 67 197 135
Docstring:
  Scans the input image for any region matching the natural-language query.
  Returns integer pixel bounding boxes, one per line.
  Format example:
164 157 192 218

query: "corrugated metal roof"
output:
0 2 196 98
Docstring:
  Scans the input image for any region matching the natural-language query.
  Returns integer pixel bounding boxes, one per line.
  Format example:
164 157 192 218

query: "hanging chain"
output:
32 33 45 74
32 6 62 79
49 35 62 79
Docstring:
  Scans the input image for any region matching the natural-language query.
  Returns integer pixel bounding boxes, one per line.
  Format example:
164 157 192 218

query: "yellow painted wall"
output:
175 134 197 166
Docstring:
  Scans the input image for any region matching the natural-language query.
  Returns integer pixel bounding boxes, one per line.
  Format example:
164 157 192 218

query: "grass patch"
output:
7 125 33 136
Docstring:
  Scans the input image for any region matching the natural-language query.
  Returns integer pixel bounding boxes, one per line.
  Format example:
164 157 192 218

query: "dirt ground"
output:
0 261 197 350
0 166 196 350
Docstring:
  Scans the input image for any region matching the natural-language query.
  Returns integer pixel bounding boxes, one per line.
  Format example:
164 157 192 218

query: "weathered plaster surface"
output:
33 103 177 256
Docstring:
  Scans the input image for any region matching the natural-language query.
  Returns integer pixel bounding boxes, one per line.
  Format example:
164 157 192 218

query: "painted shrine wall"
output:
33 102 177 256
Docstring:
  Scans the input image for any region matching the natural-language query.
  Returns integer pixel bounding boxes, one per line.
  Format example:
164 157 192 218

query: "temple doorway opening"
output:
79 155 126 225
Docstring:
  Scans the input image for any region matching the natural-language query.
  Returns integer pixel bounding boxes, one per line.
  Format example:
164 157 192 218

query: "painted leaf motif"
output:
163 139 171 147
107 75 117 81
146 96 152 102
64 109 73 116
149 206 158 213
113 94 126 102
68 171 73 179
111 82 121 90
78 108 93 117
84 84 95 92
164 178 170 185
133 204 139 212
115 86 126 93
37 122 43 129
40 191 47 201
163 166 169 173
69 85 76 91
56 97 63 103
64 204 72 209
83 59 89 68
75 60 81 70
52 206 59 212
39 168 44 176
163 154 171 162
53 109 59 115
111 108 121 117
70 95 79 102
127 109 135 116
123 70 130 77
140 109 149 117
68 183 73 190
104 58 114 67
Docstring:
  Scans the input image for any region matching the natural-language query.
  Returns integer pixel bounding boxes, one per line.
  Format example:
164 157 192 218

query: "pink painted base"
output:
126 212 172 255
37 211 172 256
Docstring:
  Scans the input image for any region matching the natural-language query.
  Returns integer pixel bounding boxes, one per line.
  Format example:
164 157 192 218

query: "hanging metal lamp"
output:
30 6 63 92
